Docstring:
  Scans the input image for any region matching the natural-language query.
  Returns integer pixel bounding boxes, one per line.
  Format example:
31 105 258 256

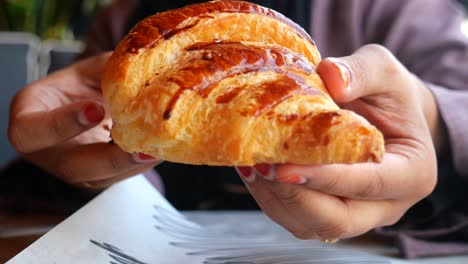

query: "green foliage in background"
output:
0 0 112 40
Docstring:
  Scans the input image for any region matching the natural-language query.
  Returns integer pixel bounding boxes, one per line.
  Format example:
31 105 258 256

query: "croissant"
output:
102 0 384 166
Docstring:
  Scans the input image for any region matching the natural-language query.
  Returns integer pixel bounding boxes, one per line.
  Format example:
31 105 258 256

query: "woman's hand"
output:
236 45 438 240
8 53 160 189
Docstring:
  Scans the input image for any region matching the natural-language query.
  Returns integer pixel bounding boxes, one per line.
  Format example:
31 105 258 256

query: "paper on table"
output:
8 175 398 264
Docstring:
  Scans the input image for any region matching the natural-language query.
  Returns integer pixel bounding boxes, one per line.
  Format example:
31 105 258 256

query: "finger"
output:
53 143 161 184
263 179 350 240
265 180 406 239
11 53 112 116
345 199 410 231
317 44 405 103
238 164 276 181
9 101 105 153
235 166 257 183
275 153 434 200
79 164 157 189
253 164 276 180
239 167 403 240
236 168 315 238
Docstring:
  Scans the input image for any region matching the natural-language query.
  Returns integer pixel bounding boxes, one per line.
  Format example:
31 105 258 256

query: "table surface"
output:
2 212 468 263
183 211 468 264
0 213 64 263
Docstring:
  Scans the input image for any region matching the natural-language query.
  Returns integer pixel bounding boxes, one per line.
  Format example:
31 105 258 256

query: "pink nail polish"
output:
133 153 158 163
236 166 256 183
328 58 351 89
79 103 104 126
254 164 275 180
277 175 307 185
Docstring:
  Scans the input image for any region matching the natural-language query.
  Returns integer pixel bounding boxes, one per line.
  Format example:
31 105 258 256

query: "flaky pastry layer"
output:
102 0 385 166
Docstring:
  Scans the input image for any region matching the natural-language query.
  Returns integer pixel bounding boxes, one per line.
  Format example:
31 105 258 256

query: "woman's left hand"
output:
236 45 439 241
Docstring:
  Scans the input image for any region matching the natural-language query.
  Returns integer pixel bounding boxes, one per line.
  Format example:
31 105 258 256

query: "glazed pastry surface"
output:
102 0 384 166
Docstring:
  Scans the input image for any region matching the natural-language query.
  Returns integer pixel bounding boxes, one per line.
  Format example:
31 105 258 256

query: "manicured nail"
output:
133 153 158 163
236 166 256 183
253 164 275 180
277 175 307 185
328 58 351 89
78 103 105 126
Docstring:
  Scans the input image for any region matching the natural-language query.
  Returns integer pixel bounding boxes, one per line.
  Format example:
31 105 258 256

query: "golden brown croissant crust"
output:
102 0 385 166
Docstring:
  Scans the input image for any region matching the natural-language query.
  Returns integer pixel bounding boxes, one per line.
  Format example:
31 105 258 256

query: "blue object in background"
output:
0 32 39 167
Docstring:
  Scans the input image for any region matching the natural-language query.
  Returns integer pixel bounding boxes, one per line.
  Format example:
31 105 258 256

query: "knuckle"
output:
410 154 437 199
363 43 388 53
363 44 401 76
257 196 278 211
55 157 77 183
383 61 402 78
83 179 114 190
364 44 392 60
380 205 406 227
420 169 437 198
356 171 385 198
355 181 375 198
376 200 407 228
290 228 316 240
8 125 28 153
276 188 306 206
316 221 351 240
8 117 34 154
383 213 403 227
108 150 125 171
348 55 368 86
49 114 67 139
321 175 341 193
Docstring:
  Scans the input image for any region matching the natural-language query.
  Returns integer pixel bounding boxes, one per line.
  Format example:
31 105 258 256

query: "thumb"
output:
9 101 105 153
317 44 405 104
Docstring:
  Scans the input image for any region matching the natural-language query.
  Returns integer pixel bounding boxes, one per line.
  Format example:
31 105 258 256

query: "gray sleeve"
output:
428 83 468 179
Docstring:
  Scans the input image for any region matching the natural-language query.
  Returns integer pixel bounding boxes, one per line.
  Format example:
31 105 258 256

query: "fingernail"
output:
78 103 105 126
253 164 275 181
236 166 256 183
133 153 158 163
277 175 307 185
328 58 351 89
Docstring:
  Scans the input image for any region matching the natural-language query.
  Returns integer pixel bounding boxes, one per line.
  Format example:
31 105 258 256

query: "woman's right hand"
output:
8 53 160 188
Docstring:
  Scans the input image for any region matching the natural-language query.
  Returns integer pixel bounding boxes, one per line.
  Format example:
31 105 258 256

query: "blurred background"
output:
1 0 468 168
0 0 112 39
0 0 113 168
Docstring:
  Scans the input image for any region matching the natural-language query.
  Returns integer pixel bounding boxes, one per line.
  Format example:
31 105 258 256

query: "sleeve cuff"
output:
426 82 468 180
